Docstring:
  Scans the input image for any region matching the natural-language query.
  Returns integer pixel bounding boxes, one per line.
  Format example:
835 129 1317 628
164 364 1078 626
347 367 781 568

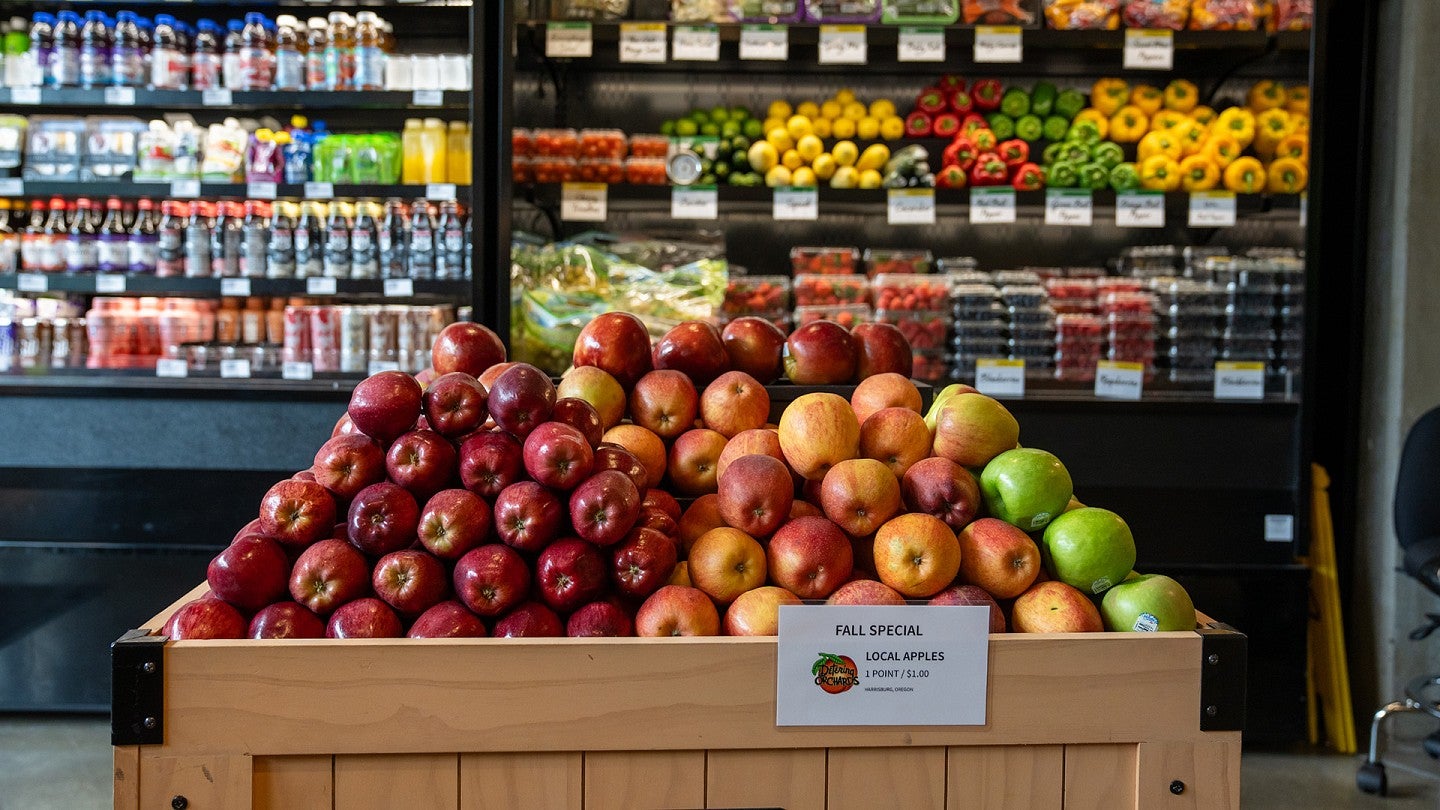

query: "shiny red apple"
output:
573 311 653 390
311 434 386 502
347 370 424 443
569 470 642 547
722 317 786 383
248 602 325 639
458 431 525 498
784 320 858 385
372 549 447 616
493 481 566 553
257 479 336 548
431 321 506 378
408 600 488 638
536 538 609 613
346 482 420 557
522 421 595 491
287 538 370 615
422 371 488 438
385 429 457 501
652 321 730 387
453 544 530 617
851 322 913 380
487 363 556 439
326 597 402 638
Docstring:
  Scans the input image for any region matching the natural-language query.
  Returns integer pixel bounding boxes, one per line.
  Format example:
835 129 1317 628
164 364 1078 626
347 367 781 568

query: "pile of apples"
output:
165 309 1195 642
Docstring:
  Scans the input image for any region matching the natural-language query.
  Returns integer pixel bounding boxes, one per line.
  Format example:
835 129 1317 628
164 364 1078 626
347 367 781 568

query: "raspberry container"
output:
875 309 948 352
1055 313 1104 382
790 246 860 275
863 248 933 277
532 128 580 158
793 303 871 329
872 273 950 312
1045 278 1098 314
793 273 870 307
578 129 627 159
723 275 791 319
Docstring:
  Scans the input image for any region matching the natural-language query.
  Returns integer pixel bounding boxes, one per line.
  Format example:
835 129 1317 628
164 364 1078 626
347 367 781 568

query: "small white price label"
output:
545 22 593 58
282 360 315 381
248 181 278 200
307 277 338 295
0 178 24 196
94 274 126 293
818 25 867 65
368 360 402 375
412 89 444 107
304 182 334 199
888 188 936 225
672 25 720 61
104 86 136 105
1264 514 1295 542
220 277 251 297
740 25 788 60
170 179 201 198
426 183 458 201
671 186 718 220
772 186 819 221
155 358 188 378
220 358 252 379
898 27 945 62
11 87 40 105
974 26 1023 63
561 182 608 222
975 358 1025 397
1124 29 1174 70
202 88 232 106
620 22 668 63
1095 360 1145 400
383 278 415 297
1214 361 1266 400
1045 189 1093 226
1188 191 1237 227
1115 191 1165 228
16 273 47 292
970 187 1017 224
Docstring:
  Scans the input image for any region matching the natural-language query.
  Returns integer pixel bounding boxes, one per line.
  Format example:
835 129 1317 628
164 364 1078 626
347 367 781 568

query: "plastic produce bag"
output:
1121 0 1187 29
728 0 804 21
1042 0 1119 28
804 0 883 22
550 0 631 20
882 0 959 24
1187 0 1260 30
1270 0 1312 31
670 0 728 21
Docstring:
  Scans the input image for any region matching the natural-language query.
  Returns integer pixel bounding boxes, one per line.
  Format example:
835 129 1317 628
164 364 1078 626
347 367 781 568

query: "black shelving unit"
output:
17 181 459 200
0 272 469 298
0 88 470 110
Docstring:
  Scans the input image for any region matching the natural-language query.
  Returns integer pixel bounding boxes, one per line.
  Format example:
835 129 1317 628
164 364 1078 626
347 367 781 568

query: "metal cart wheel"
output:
1357 761 1388 796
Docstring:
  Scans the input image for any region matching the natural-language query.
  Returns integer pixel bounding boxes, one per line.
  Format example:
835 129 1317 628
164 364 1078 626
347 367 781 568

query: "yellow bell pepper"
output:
1179 154 1220 191
1150 110 1188 132
1138 130 1183 162
1108 105 1149 143
1223 157 1266 193
1204 135 1242 168
1130 84 1164 116
1267 157 1308 194
1163 79 1199 113
1253 109 1292 159
1215 108 1256 148
1140 155 1182 192
1073 108 1110 139
1290 115 1310 135
1190 105 1218 127
1172 121 1209 156
1091 78 1131 117
1247 80 1286 112
1275 133 1309 162
1285 86 1310 116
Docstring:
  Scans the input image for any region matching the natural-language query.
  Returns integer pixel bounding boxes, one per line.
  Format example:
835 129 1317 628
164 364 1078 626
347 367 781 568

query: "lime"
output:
700 123 720 137
660 120 676 136
710 106 730 123
721 121 742 139
730 105 751 121
675 119 698 137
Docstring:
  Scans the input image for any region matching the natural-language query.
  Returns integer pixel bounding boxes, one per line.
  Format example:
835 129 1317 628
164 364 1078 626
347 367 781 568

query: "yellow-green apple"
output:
1011 581 1103 633
767 516 854 599
721 316 786 383
652 321 730 387
932 393 1020 468
668 428 728 496
163 599 246 640
258 479 337 547
288 538 369 615
551 398 604 447
536 537 608 613
872 513 961 598
717 454 794 537
850 321 912 379
422 371 488 438
458 431 525 498
488 364 557 439
923 383 979 431
717 428 784 479
677 494 726 557
1100 574 1196 632
928 585 1006 632
372 549 447 616
641 489 682 521
784 321 857 384
566 600 635 637
668 560 692 587
636 585 721 636
900 457 981 531
492 601 563 637
701 371 770 438
688 527 767 604
851 372 924 424
957 517 1041 599
778 392 860 480
601 425 667 488
573 311 653 390
611 527 678 599
980 448 1074 532
630 369 700 440
860 407 932 479
826 579 906 606
453 543 530 617
557 366 627 430
569 469 642 547
492 481 564 553
207 534 289 611
348 370 423 443
326 598 402 639
418 489 492 560
819 458 902 537
346 482 420 556
431 321 506 377
1040 507 1137 596
593 444 647 492
249 602 325 639
408 600 487 638
385 429 457 501
522 422 595 491
723 585 801 636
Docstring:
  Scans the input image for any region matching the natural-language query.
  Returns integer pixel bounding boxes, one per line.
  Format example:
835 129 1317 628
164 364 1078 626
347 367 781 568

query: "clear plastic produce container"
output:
729 0 805 22
875 308 948 352
531 128 580 158
550 0 631 20
793 303 872 329
790 245 860 275
575 156 623 184
628 134 670 158
578 129 627 159
804 0 883 22
864 248 933 277
793 273 870 306
872 273 950 312
723 275 791 318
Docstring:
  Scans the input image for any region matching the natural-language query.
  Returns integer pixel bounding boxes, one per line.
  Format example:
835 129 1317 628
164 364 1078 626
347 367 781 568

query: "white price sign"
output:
94 274 126 293
307 277 338 295
0 178 22 196
1045 189 1093 226
282 360 314 381
1265 514 1295 542
1188 191 1236 227
412 89 444 107
898 27 945 63
970 187 1017 224
772 186 819 221
202 88 232 106
16 273 47 292
220 358 252 379
104 86 136 105
220 277 251 297
974 26 1023 63
818 25 867 65
10 87 40 105
561 182 609 222
1115 191 1165 228
672 25 720 61
620 22 667 63
170 179 201 198
545 22 593 58
248 181 278 200
776 605 990 727
155 358 188 378
671 186 718 220
1124 29 1174 70
1214 361 1266 400
887 188 935 225
739 25 788 60
383 278 415 297
368 360 401 375
1095 360 1145 400
975 358 1025 397
426 183 458 201
304 182 334 199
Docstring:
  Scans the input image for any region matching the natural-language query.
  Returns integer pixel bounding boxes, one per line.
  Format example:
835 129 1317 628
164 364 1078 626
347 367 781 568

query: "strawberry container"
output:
793 274 870 307
872 274 951 312
790 246 860 275
1044 278 1098 314
793 303 872 329
875 308 949 352
863 248 933 277
723 275 791 319
532 128 580 158
578 129 627 159
628 134 670 158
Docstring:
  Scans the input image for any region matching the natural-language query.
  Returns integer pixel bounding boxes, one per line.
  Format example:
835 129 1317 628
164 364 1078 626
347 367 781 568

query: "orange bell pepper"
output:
1247 80 1286 112
1108 105 1150 143
1223 157 1266 193
1275 134 1309 162
1267 158 1308 194
1140 155 1182 191
1163 79 1199 113
1130 84 1164 116
1179 154 1220 191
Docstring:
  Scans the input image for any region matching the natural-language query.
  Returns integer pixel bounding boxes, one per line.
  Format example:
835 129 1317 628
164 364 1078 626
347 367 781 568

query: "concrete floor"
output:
1 716 1437 809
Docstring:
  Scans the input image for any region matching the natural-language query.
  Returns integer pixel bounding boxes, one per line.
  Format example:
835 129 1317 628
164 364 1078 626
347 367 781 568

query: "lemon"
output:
858 169 883 189
766 127 795 152
820 100 843 120
831 117 857 140
835 88 857 105
786 115 813 140
830 166 859 189
747 141 779 172
857 116 880 140
856 143 891 173
831 140 859 167
796 134 824 162
762 117 784 135
869 98 897 120
791 166 818 187
811 117 833 139
879 115 905 141
811 153 837 180
781 148 804 171
764 165 793 187
843 102 867 121
796 101 821 120
767 100 793 121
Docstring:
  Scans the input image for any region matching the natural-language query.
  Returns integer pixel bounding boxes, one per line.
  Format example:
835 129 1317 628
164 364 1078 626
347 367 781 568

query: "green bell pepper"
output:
1046 160 1079 188
1109 162 1142 192
1000 88 1030 119
1043 115 1070 142
1030 82 1057 118
1042 141 1066 166
985 113 1016 141
1060 141 1092 164
1091 141 1125 170
1066 120 1102 145
1054 89 1087 120
1078 161 1110 190
1015 115 1044 142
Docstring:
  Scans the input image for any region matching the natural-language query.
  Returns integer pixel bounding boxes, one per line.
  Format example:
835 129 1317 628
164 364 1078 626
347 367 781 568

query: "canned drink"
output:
309 305 341 372
339 306 369 373
368 306 398 365
282 306 311 364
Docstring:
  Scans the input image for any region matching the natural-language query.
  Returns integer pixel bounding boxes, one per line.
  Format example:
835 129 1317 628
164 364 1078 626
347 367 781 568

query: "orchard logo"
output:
812 653 860 694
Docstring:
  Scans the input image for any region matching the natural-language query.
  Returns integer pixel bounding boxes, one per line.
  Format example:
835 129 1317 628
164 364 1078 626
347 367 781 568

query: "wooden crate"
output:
113 585 1246 810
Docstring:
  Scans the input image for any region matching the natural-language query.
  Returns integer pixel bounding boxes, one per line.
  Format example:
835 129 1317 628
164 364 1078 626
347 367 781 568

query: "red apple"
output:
851 322 913 380
371 549 447 616
488 363 556 439
629 370 699 440
326 598 402 639
414 367 438 388
700 371 770 439
492 602 563 637
346 482 420 557
688 527 767 604
418 489 491 560
493 481 566 553
573 311 653 390
258 479 337 548
850 373 924 423
207 535 290 612
825 579 906 606
385 429 457 501
873 514 961 598
716 428 784 480
431 322 506 377
957 518 1042 599
789 500 823 520
723 585 801 636
593 445 648 493
929 584 1007 633
458 431 525 498
423 372 488 438
551 397 604 447
677 493 726 557
556 366 627 430
636 508 679 537
778 393 860 481
652 321 730 387
232 518 266 543
900 457 983 531
819 458 903 538
163 599 246 640
332 412 358 437
611 527 678 599
717 453 794 537
536 537 609 613
569 470 641 547
311 434 386 502
722 317 786 383
348 370 424 443
600 425 667 488
641 489 682 522
567 600 635 637
667 428 728 496
1012 581 1104 633
288 538 370 615
248 602 325 639
453 544 530 617
408 600 488 638
635 585 721 637
784 321 858 385
860 407 932 480
767 516 854 599
522 421 595 491
477 361 517 393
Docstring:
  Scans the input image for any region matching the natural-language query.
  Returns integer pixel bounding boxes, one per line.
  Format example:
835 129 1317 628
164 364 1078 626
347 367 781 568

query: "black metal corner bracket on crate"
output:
1198 623 1248 732
111 629 167 746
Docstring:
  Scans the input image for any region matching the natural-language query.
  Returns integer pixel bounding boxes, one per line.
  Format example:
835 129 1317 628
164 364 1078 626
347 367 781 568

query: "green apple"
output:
979 448 1073 532
1040 507 1137 596
1100 574 1196 632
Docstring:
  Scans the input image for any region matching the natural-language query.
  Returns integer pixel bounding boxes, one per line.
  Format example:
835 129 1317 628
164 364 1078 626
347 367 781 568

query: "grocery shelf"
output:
16 181 468 201
0 273 470 299
0 88 470 111
14 0 472 7
0 366 362 397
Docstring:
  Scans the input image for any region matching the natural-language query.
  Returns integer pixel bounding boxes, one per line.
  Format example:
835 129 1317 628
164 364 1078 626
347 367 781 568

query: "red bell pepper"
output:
915 88 948 115
936 165 968 189
904 111 934 138
937 74 967 92
1012 162 1044 191
943 137 978 171
949 90 974 115
970 152 1008 186
997 138 1030 167
972 78 1004 112
933 113 961 139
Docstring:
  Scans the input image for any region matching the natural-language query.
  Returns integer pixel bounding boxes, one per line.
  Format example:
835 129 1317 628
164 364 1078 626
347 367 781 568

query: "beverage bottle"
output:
304 18 327 91
110 12 143 88
127 197 158 273
266 201 295 278
238 13 273 91
353 11 384 91
406 198 435 280
23 13 53 88
221 20 244 91
79 11 112 89
3 17 25 88
0 200 17 273
435 200 464 280
447 121 471 185
136 18 153 83
35 197 67 272
350 199 378 279
96 197 127 273
154 200 186 277
322 200 350 278
182 201 212 278
65 198 98 273
273 15 303 91
283 128 311 184
463 209 472 279
246 128 284 183
210 200 241 277
238 200 268 277
420 118 447 183
378 198 408 279
401 118 424 184
380 20 396 54
150 14 187 90
18 201 37 271
49 11 80 88
323 12 353 91
191 19 223 90
294 200 322 278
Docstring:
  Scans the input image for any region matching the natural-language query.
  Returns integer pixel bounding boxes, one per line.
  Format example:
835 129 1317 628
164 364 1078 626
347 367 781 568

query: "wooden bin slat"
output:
583 750 706 810
460 752 582 810
946 745 1064 809
252 755 333 810
828 747 948 810
334 753 459 810
706 749 826 810
1137 741 1242 809
1064 744 1140 810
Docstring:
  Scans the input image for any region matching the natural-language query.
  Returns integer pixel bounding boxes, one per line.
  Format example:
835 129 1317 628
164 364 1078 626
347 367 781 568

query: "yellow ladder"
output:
1306 463 1357 753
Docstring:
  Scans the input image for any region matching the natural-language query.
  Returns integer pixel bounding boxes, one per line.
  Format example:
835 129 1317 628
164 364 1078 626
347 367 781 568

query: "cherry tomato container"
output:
789 246 860 275
793 273 870 307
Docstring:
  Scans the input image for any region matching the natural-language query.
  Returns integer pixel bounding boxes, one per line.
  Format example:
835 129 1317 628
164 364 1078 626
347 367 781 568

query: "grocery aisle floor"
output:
1 715 1438 809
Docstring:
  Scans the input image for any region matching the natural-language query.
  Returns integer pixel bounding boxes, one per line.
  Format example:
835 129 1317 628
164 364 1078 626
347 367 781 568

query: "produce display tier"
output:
13 182 467 201
111 584 1245 810
0 274 471 299
14 0 474 8
0 368 366 396
0 89 471 112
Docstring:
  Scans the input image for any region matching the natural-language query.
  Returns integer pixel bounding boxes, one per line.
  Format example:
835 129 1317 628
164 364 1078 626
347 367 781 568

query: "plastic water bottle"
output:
79 11 111 89
49 11 80 88
191 20 222 90
353 11 384 91
304 18 327 91
273 15 304 91
110 12 143 88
